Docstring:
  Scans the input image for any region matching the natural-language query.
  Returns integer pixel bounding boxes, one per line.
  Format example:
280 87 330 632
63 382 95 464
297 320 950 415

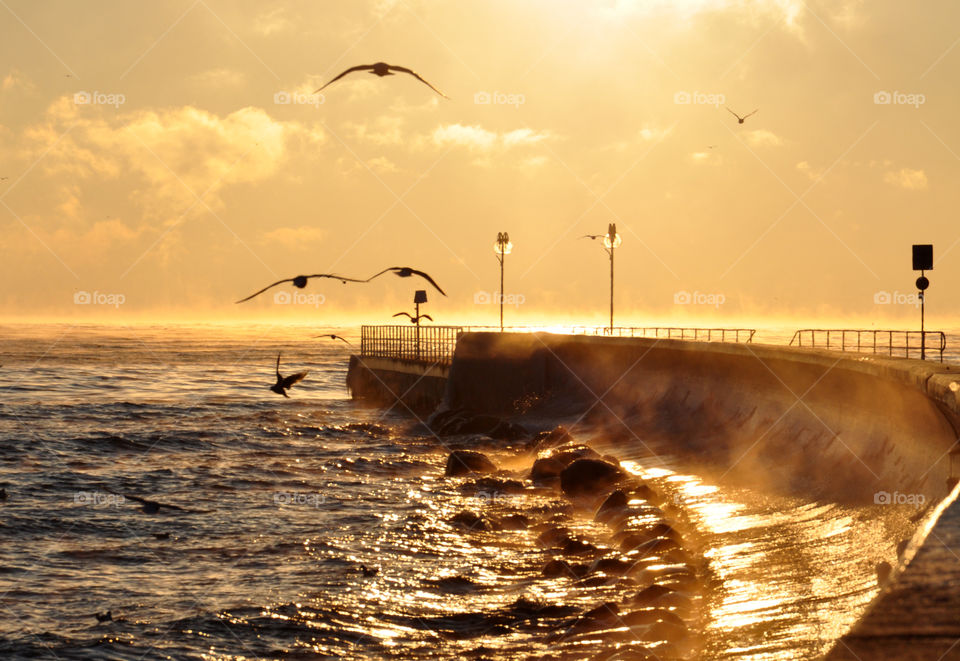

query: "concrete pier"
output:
349 330 960 656
346 355 448 414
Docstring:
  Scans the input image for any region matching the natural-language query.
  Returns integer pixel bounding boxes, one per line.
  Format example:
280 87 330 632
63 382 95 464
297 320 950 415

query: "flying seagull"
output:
581 234 605 240
393 311 433 323
314 334 352 344
236 273 364 304
726 107 758 124
271 352 308 398
314 62 448 98
366 267 447 296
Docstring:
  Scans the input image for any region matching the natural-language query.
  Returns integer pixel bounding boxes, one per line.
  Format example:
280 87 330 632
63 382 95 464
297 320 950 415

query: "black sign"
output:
913 244 933 271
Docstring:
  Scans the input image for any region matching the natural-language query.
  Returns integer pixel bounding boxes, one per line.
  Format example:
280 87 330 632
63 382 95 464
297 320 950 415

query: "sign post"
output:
912 244 933 360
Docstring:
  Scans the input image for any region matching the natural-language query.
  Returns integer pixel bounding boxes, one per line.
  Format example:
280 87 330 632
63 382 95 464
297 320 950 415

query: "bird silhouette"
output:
271 352 308 398
366 267 447 296
112 492 192 514
236 273 364 303
314 334 352 344
393 311 433 323
359 564 379 577
581 234 605 240
726 107 758 124
314 62 448 98
0 177 8 181
95 611 112 622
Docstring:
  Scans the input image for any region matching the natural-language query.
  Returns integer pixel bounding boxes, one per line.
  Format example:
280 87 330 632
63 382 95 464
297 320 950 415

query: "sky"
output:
0 0 958 328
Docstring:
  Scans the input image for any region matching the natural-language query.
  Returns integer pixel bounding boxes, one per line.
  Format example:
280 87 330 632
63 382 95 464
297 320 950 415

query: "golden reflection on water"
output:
617 459 906 660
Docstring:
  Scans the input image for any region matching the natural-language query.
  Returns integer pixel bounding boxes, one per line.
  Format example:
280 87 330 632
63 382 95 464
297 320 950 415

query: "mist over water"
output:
0 324 947 659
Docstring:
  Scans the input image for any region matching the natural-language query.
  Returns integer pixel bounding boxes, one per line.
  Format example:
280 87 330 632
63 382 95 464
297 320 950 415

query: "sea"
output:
0 323 951 660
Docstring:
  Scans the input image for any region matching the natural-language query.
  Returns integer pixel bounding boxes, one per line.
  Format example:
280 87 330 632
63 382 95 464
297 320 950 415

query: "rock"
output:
542 558 588 578
498 514 530 530
562 538 599 555
530 457 566 483
630 584 675 606
549 444 602 467
448 510 487 531
430 408 527 440
583 602 619 622
536 526 571 547
530 425 574 451
445 450 497 477
624 536 679 556
588 557 634 576
619 523 681 552
459 476 525 496
595 490 629 523
560 459 626 498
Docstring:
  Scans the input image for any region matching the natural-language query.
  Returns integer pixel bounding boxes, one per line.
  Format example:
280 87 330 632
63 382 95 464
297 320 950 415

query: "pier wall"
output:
444 331 960 658
346 355 448 415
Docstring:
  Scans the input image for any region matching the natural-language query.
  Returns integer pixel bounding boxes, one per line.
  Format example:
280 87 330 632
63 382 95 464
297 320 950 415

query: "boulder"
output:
530 457 565 483
445 450 497 477
448 510 487 531
560 459 625 498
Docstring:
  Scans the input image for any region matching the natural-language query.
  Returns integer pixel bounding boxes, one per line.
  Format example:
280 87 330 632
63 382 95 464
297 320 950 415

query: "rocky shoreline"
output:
428 409 707 660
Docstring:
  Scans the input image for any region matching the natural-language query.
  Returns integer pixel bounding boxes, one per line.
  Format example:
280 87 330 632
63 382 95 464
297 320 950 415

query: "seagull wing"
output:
725 107 741 120
276 352 282 379
235 278 295 303
282 371 308 389
392 312 413 319
314 64 375 93
365 267 394 282
115 492 187 511
303 273 366 283
388 65 449 98
407 269 447 296
581 234 603 240
420 314 434 322
743 108 759 119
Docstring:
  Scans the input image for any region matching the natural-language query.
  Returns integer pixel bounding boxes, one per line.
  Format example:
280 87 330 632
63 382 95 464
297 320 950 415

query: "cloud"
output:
431 123 552 152
253 8 294 35
261 225 325 249
344 115 405 145
24 98 326 221
745 129 782 147
1 70 33 94
367 156 398 173
884 168 928 190
189 68 246 87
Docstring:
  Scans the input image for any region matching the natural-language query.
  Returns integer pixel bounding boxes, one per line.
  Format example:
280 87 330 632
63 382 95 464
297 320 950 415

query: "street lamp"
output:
494 232 513 332
602 223 622 333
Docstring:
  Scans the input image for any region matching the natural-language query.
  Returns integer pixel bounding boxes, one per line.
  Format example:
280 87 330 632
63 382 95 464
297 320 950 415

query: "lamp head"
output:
414 290 428 304
494 231 513 255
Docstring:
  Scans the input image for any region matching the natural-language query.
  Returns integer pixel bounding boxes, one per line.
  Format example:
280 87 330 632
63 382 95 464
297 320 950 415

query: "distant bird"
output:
95 611 112 623
271 352 308 398
314 62 448 98
366 267 447 296
314 334 352 344
0 177 8 181
726 107 758 124
235 273 364 303
393 311 433 323
581 234 605 240
116 493 188 515
359 564 379 577
707 145 717 149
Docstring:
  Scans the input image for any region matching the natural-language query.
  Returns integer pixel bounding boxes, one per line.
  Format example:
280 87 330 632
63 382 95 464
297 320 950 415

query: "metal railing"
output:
361 325 463 365
360 325 756 365
789 329 946 362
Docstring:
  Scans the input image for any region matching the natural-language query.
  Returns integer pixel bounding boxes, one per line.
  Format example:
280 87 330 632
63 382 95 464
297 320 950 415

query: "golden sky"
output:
0 0 958 327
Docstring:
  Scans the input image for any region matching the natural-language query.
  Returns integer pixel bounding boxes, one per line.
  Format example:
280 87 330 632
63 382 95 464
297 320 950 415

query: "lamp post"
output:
602 223 622 333
494 232 513 332
414 289 427 360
